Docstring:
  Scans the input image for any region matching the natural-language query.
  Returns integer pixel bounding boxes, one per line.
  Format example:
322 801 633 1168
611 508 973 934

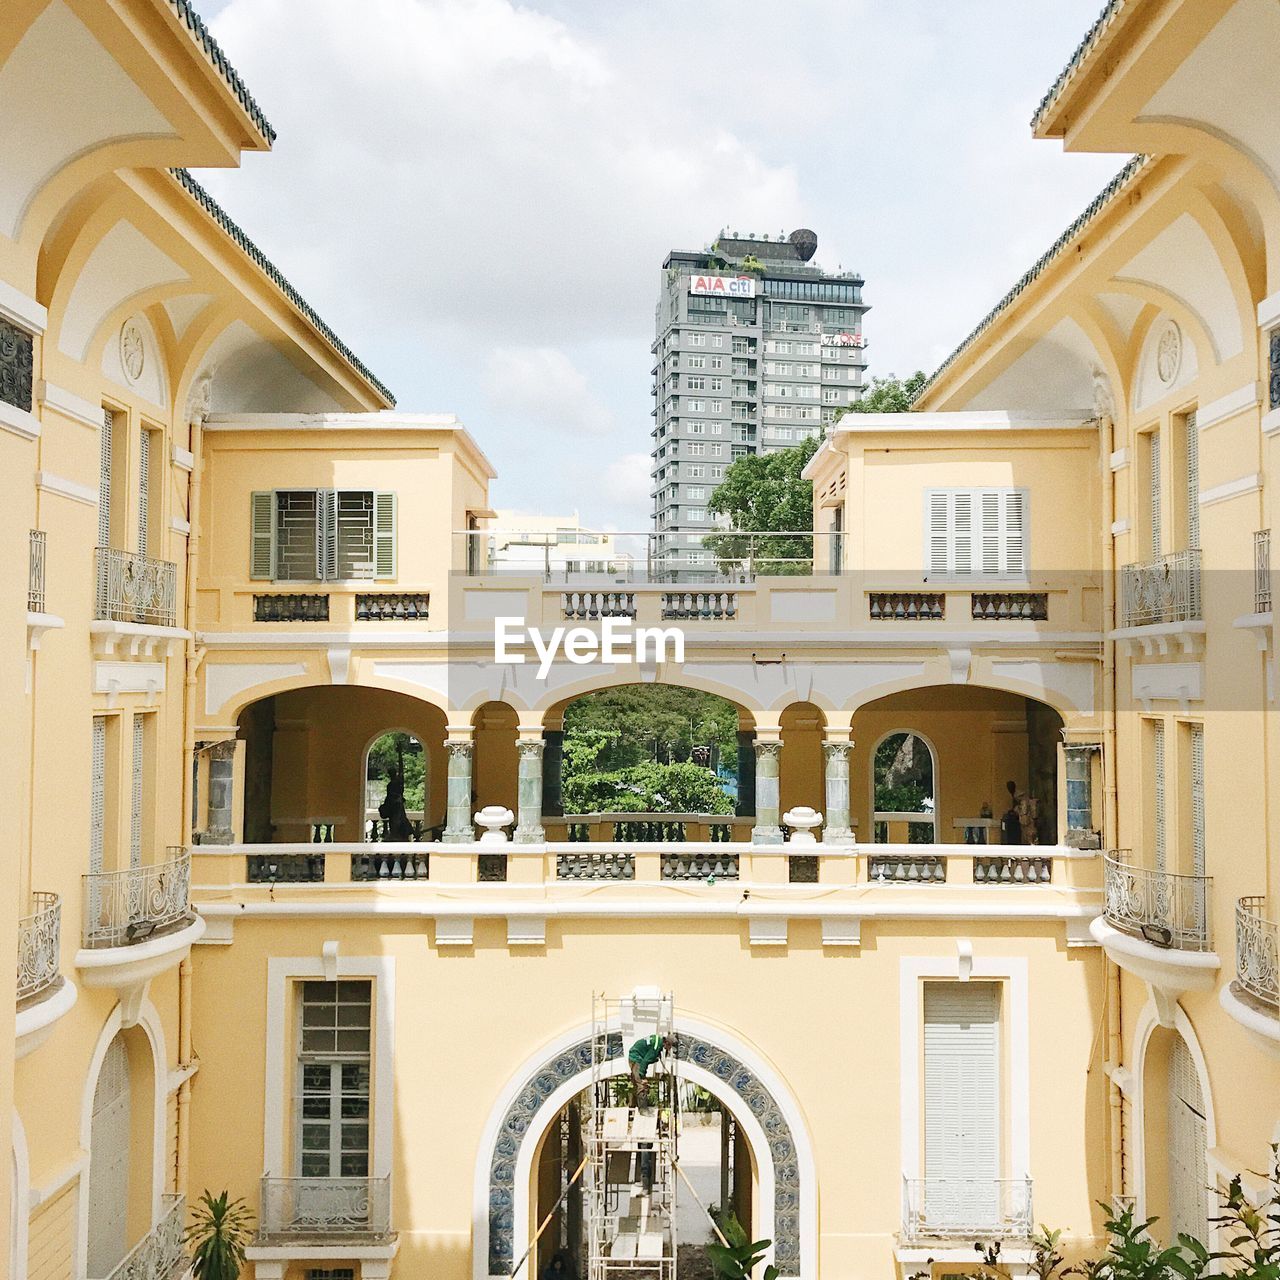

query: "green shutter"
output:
374 492 397 579
250 491 275 579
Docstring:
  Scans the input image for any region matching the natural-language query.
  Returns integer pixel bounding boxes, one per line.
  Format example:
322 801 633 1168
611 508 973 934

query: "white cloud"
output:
601 452 652 512
484 346 611 434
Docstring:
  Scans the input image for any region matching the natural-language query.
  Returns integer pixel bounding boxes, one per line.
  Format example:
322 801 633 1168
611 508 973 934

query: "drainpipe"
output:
177 956 194 1196
181 390 208 846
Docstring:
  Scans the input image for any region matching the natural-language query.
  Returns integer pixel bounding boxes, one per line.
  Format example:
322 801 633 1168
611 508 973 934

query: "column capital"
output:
755 739 782 759
517 737 545 757
445 724 474 741
823 740 852 759
445 739 473 760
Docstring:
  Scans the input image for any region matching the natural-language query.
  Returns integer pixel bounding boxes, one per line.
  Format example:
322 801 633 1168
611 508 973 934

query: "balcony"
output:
1092 852 1218 1021
257 1176 393 1243
77 850 205 1023
95 547 178 628
99 1193 186 1280
901 1177 1033 1242
1221 897 1280 1056
1116 549 1203 651
15 892 75 1058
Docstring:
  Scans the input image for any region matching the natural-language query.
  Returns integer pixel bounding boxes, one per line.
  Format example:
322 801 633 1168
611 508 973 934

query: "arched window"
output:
872 731 936 843
364 731 425 841
1167 1034 1210 1243
87 1034 131 1279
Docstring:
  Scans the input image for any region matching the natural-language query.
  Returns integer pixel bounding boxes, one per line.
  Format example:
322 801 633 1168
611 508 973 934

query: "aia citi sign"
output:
689 273 757 298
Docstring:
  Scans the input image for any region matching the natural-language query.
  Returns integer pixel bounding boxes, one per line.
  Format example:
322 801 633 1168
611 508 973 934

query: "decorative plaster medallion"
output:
1156 321 1181 386
120 320 145 384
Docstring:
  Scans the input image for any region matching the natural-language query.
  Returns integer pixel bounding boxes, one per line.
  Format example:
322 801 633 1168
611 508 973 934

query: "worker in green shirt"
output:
627 1033 673 1086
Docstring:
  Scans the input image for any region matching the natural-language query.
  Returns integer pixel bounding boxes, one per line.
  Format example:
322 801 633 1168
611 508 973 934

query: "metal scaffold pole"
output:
585 989 679 1280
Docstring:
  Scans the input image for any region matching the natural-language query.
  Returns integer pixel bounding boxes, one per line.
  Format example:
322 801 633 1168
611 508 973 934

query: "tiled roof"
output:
1031 0 1129 131
171 168 395 405
915 154 1148 404
166 0 275 143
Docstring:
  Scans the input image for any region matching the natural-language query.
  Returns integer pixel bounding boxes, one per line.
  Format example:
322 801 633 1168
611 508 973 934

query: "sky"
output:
194 0 1121 530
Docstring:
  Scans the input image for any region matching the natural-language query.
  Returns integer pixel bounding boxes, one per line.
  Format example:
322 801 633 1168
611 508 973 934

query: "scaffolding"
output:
585 989 679 1280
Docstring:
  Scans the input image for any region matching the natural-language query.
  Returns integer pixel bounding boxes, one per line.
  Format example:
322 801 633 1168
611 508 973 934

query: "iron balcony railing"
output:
94 546 178 627
28 528 46 612
1255 530 1272 614
83 848 192 949
1118 548 1201 627
257 1176 392 1241
101 1193 186 1280
16 892 61 1005
902 1177 1033 1241
1235 897 1279 1010
1103 851 1213 951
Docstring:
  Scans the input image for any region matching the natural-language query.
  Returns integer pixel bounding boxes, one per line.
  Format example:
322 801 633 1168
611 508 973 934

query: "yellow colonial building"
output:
1 3 1277 1280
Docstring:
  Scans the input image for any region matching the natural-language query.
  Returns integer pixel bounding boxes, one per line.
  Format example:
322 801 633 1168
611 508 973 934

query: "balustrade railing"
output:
562 591 636 620
902 1177 1032 1241
254 593 329 622
28 528 46 613
356 592 430 621
661 591 738 620
17 892 61 1004
1119 548 1201 627
1255 530 1272 614
661 852 740 880
248 854 325 883
869 853 946 883
971 592 1048 621
258 1176 392 1241
788 855 819 883
557 852 636 880
103 1192 186 1280
351 849 430 881
1103 851 1212 950
94 547 177 627
1235 896 1278 1009
84 849 192 948
869 592 945 621
974 855 1053 884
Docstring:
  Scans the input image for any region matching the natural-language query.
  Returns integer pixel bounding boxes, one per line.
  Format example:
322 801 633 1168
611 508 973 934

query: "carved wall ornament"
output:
1156 320 1181 386
120 319 146 384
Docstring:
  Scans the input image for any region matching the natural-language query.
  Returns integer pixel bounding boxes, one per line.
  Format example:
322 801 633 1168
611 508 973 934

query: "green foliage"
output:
1069 1202 1212 1280
739 254 766 275
186 1190 254 1280
706 1210 780 1280
837 369 928 417
562 758 733 816
873 733 933 814
367 731 425 812
1209 1148 1280 1280
705 435 822 574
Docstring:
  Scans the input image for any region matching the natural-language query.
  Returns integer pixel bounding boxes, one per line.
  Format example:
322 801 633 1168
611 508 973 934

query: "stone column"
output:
1063 743 1101 849
752 740 783 845
515 739 545 843
823 741 853 843
442 740 474 843
542 728 564 817
203 739 237 845
735 730 756 819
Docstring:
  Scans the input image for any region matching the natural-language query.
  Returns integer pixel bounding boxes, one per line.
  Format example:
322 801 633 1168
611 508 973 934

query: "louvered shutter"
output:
953 491 973 575
130 716 144 869
1153 722 1167 872
98 410 113 548
1190 725 1205 879
373 492 397 580
88 1034 131 1278
928 492 950 576
1150 432 1162 557
250 492 275 579
90 717 106 876
1185 412 1200 551
980 491 1001 576
1003 490 1026 576
137 426 150 557
317 490 337 581
1167 1036 1209 1244
923 983 1000 1231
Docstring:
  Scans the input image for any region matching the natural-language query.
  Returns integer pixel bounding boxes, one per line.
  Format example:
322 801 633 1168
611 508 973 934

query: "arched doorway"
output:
364 730 426 841
871 730 937 843
87 1034 131 1277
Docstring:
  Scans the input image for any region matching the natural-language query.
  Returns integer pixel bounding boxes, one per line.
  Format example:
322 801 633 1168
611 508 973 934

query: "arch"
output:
474 1015 816 1280
847 669 1090 725
869 727 939 843
362 727 429 842
10 1110 29 1280
535 672 762 728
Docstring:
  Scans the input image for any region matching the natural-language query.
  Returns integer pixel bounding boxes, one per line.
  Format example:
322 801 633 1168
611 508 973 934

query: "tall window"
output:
1188 724 1204 878
1167 1035 1209 1243
91 716 108 875
1147 428 1163 558
926 489 1027 578
1152 720 1167 872
1183 411 1199 551
98 410 114 549
297 981 372 1179
130 716 145 868
251 491 397 582
88 1034 131 1277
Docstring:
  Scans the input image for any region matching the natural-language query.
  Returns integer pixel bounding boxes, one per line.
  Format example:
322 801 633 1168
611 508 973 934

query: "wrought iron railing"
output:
1255 530 1272 614
257 1176 392 1241
28 529 46 613
83 849 193 948
902 1177 1033 1241
870 592 945 621
1118 548 1201 627
95 547 177 627
1103 851 1212 951
1235 896 1278 1009
103 1193 186 1280
17 892 61 1004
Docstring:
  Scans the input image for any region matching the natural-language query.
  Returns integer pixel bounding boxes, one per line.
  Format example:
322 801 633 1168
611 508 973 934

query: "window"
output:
297 980 371 1178
823 389 840 403
688 443 706 456
688 508 706 521
688 400 706 412
88 1034 131 1277
1152 720 1167 872
130 714 148 869
711 466 724 479
687 377 705 391
710 444 724 456
686 355 705 369
688 487 706 500
1188 723 1204 879
688 333 705 347
926 489 1027 578
712 335 724 347
710 379 724 392
91 716 107 876
1146 428 1163 558
688 466 705 478
710 357 724 369
796 406 817 420
251 491 397 582
688 422 705 435
98 409 114 548
1183 411 1199 551
709 423 723 434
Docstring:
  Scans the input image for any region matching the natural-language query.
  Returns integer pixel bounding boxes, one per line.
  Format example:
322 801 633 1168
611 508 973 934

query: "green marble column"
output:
823 741 853 843
442 740 474 843
752 740 783 845
515 739 545 843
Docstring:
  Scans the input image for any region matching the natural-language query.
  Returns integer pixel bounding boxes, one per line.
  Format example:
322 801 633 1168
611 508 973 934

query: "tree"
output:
186 1190 254 1280
836 369 928 417
562 758 734 816
705 434 822 574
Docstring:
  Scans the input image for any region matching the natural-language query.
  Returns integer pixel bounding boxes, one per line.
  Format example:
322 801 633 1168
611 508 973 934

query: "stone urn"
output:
783 806 822 845
475 806 514 844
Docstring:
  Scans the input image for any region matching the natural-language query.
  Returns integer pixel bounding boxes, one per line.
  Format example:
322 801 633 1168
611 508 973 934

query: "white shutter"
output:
250 492 275 580
98 410 113 548
1003 490 1027 576
373 492 397 580
952 491 973 576
1153 721 1167 872
1185 412 1199 551
1190 725 1205 879
88 1035 130 1279
927 490 1026 578
927 492 950 576
1150 431 1163 558
90 717 106 876
137 426 150 557
317 489 337 581
130 716 144 869
924 983 1000 1230
980 491 1001 576
1167 1035 1209 1244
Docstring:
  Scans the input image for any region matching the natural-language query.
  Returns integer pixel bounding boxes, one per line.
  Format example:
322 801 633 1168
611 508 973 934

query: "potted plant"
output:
186 1190 255 1280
